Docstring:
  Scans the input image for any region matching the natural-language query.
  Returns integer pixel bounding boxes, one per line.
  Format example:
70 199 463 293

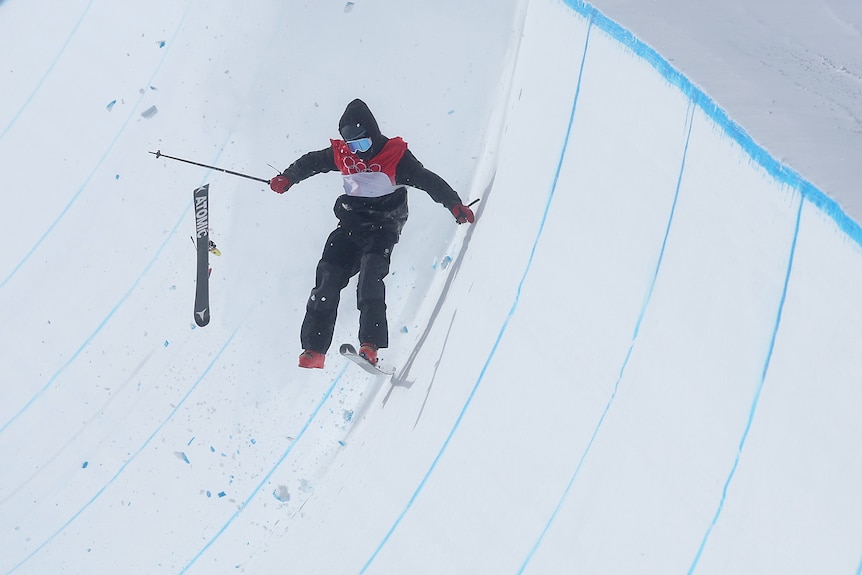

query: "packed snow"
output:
2 0 862 573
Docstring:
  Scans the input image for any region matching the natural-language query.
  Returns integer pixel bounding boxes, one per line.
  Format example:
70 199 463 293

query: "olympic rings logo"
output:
340 153 382 175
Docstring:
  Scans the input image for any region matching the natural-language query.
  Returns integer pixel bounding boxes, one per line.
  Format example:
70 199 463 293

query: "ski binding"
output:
339 343 395 376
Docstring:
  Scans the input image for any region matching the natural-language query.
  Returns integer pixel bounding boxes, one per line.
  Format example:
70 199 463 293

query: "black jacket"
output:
281 99 462 233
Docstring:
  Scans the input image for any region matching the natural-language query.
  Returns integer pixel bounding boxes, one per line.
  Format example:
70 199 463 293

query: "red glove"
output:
451 202 475 224
270 175 292 194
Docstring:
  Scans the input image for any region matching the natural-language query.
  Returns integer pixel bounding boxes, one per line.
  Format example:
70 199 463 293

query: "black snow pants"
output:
300 223 398 353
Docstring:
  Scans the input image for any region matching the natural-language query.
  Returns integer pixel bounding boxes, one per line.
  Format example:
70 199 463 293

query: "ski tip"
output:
339 343 357 355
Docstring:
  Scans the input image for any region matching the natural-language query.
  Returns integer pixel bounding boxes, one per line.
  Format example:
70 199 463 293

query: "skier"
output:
270 99 476 369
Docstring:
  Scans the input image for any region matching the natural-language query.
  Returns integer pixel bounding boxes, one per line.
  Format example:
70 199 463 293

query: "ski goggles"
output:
346 137 372 153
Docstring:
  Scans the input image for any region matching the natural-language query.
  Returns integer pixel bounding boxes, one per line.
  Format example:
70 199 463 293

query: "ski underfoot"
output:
339 344 395 376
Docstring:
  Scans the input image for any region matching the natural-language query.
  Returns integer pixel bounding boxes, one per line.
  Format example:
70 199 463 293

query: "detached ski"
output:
193 184 211 327
339 343 395 376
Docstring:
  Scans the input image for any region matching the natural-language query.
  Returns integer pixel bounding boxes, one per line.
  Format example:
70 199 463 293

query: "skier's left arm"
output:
395 150 475 224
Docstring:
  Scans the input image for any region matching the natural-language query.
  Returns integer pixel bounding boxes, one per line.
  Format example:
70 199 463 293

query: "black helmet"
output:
338 99 386 156
340 121 367 141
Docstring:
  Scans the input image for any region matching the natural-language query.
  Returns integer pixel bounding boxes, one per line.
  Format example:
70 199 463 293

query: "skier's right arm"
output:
270 146 337 193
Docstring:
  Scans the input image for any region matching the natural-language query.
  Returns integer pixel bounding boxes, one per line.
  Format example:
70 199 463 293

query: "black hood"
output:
338 99 387 158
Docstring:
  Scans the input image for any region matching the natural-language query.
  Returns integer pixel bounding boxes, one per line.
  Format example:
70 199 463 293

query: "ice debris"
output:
273 485 290 502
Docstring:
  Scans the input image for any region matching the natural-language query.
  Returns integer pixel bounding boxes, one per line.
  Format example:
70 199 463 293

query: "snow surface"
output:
2 0 862 573
588 0 862 224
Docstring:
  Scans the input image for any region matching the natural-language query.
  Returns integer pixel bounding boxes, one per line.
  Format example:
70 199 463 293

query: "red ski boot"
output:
358 343 378 366
298 350 325 369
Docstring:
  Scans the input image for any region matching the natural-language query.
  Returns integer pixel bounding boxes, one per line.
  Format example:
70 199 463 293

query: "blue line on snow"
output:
0 0 95 141
563 0 861 246
0 201 186 433
686 197 804 573
517 98 695 573
0 121 235 436
357 16 595 575
0 168 210 435
0 1 192 290
177 364 349 574
5 324 243 575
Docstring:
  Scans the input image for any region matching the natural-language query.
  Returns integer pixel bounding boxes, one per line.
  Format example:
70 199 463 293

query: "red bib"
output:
331 137 408 198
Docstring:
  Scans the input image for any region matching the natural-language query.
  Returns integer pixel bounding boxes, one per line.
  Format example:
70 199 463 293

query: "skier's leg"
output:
300 228 359 352
356 229 397 349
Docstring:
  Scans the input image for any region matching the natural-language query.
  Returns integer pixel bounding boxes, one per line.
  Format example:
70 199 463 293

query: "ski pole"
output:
149 150 271 184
